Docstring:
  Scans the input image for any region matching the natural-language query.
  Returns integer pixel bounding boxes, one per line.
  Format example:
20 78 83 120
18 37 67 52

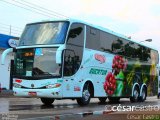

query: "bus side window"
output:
142 47 150 62
86 26 100 50
112 38 125 55
134 44 142 60
99 31 114 53
124 41 135 58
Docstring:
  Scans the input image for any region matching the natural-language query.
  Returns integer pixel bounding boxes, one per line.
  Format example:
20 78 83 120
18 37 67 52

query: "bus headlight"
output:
13 83 22 88
46 83 61 89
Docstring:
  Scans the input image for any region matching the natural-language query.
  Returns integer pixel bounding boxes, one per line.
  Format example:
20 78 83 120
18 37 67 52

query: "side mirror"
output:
1 48 13 65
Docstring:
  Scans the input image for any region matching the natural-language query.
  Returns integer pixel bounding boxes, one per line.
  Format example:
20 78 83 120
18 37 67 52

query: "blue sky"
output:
0 0 160 50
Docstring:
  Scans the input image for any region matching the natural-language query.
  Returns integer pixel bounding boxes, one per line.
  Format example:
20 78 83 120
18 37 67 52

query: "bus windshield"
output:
19 21 69 46
14 48 61 79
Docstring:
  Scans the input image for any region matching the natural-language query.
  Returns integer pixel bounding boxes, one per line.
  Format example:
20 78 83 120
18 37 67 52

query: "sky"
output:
0 0 160 50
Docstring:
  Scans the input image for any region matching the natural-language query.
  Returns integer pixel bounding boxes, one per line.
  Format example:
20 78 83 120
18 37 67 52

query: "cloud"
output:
77 0 159 23
1 0 159 49
34 0 159 48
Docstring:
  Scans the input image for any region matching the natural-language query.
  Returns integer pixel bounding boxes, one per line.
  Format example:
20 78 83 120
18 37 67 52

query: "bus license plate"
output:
28 92 37 96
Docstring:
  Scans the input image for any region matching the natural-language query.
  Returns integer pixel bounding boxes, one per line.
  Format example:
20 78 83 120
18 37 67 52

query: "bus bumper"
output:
13 88 63 98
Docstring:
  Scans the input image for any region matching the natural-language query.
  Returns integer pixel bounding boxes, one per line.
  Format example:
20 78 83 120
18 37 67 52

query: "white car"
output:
158 70 160 99
0 83 1 93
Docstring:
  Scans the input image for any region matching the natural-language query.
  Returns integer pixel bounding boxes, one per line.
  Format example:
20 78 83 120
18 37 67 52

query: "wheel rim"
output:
133 89 139 100
142 90 146 100
83 89 90 101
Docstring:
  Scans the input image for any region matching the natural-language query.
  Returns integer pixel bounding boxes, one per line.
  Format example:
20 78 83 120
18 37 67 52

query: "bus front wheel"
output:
77 83 91 106
40 98 55 105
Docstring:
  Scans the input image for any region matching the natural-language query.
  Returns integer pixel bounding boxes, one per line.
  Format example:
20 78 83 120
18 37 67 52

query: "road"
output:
0 96 160 120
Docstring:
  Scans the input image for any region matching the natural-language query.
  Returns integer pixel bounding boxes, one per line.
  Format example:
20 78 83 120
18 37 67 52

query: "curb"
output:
0 90 14 97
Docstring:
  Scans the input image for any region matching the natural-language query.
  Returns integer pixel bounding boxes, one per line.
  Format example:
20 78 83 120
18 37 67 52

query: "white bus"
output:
1 19 159 105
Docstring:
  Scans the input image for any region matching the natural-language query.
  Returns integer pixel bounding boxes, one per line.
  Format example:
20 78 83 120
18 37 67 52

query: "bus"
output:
1 19 159 106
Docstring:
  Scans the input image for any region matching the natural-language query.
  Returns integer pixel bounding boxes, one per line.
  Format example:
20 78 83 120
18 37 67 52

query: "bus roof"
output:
26 18 158 51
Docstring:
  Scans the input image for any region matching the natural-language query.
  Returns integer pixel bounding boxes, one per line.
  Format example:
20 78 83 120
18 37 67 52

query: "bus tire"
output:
108 97 120 103
158 94 160 99
130 86 139 102
98 97 107 103
40 98 55 105
77 83 91 106
139 87 147 102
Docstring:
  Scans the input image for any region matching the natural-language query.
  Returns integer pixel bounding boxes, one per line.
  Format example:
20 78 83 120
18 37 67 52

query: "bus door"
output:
62 23 84 97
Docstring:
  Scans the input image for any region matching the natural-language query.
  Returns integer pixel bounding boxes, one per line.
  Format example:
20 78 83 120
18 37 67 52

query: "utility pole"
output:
9 25 11 35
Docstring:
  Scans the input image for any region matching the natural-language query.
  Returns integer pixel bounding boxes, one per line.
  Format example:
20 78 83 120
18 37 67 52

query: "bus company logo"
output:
94 54 106 64
74 86 81 91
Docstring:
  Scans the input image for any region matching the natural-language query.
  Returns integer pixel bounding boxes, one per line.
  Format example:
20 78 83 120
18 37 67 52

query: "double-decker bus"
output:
1 19 159 106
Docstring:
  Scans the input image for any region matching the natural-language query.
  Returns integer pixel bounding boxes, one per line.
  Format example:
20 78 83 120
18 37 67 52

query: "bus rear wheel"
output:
77 83 91 106
40 98 55 105
130 86 139 102
139 87 147 102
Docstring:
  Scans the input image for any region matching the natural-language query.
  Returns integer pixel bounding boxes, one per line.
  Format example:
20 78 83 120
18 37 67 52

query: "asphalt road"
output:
0 96 160 120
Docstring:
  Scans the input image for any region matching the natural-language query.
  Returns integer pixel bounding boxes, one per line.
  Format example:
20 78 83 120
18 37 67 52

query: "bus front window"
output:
19 21 69 46
14 48 61 79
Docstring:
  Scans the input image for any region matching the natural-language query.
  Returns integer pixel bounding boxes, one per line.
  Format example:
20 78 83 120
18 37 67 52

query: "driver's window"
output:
63 50 79 76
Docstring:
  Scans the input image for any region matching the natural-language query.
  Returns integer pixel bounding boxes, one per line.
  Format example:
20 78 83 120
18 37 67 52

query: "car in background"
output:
158 70 160 99
0 83 1 93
